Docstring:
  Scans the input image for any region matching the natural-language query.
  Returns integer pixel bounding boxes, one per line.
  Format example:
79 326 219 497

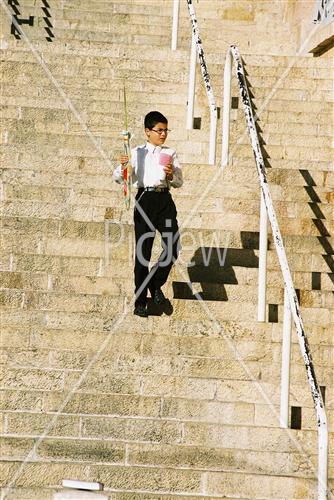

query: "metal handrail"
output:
222 44 328 500
186 0 218 165
314 0 334 25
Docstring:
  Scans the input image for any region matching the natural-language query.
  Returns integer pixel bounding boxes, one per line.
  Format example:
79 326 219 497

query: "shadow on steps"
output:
299 169 334 286
173 231 260 301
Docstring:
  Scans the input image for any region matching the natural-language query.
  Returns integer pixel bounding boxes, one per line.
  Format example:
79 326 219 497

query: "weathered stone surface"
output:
5 412 80 437
82 416 182 444
1 0 333 497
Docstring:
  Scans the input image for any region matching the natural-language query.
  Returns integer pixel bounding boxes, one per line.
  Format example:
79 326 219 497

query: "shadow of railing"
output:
173 231 259 301
299 169 334 287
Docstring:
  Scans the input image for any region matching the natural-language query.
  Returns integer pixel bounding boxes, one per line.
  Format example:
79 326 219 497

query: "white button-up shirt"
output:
113 142 183 189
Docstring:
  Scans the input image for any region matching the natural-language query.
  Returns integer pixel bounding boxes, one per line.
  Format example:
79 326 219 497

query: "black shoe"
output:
152 288 167 305
134 304 148 317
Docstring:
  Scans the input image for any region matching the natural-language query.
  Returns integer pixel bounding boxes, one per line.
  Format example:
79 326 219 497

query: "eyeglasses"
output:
150 128 171 135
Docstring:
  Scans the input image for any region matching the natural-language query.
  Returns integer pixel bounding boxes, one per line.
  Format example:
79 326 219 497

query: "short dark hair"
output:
144 111 168 129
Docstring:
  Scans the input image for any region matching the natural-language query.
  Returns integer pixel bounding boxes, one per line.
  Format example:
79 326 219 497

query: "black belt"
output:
139 187 169 193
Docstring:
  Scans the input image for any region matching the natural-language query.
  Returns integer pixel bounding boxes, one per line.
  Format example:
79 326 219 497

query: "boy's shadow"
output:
173 231 260 301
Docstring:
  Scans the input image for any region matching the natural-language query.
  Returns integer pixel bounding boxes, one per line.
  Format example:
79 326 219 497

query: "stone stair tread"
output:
1 266 334 294
1 287 332 326
1 310 332 344
1 459 329 498
1 172 333 198
1 277 333 308
2 436 329 476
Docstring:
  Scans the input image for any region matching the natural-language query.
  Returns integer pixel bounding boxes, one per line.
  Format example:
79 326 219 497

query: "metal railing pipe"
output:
186 0 217 164
186 33 197 129
171 0 180 50
280 287 292 428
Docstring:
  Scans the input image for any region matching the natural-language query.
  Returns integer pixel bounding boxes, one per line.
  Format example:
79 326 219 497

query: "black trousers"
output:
134 189 180 306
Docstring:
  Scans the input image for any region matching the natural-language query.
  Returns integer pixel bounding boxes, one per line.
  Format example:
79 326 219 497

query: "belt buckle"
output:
155 186 163 192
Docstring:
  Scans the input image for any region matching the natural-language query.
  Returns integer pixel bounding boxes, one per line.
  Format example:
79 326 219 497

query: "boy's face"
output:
145 122 168 147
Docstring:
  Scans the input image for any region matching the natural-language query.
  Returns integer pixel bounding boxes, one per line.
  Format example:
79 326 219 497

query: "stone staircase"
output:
1 0 333 498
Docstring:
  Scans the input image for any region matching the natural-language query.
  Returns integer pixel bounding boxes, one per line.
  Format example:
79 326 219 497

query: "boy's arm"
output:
169 151 183 188
113 149 137 184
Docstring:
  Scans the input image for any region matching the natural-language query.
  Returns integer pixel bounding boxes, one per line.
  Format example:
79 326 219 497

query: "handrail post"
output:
208 107 217 165
222 48 232 167
319 427 329 499
171 0 180 50
258 191 268 322
280 287 292 428
186 33 196 130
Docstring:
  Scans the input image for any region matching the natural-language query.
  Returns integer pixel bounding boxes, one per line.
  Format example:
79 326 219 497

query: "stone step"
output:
2 435 331 482
0 286 332 328
2 226 333 277
2 181 334 221
3 114 333 158
2 331 332 411
1 269 332 310
2 77 332 117
230 130 332 149
2 43 332 80
2 61 332 104
1 380 332 432
2 105 333 146
4 196 332 235
3 148 332 181
2 260 333 298
2 317 333 375
2 165 333 202
2 457 330 498
2 50 332 84
1 59 332 100
1 183 333 234
2 213 333 255
1 261 333 295
2 307 332 352
2 118 333 158
1 236 333 285
1 343 333 404
1 98 332 145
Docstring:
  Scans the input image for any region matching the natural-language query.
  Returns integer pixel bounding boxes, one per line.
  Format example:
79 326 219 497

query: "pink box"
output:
159 152 172 166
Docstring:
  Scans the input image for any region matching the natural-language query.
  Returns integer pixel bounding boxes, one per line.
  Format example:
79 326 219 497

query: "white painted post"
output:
257 192 268 322
171 0 180 50
208 108 217 165
319 431 329 500
222 48 232 168
186 33 197 130
280 287 292 428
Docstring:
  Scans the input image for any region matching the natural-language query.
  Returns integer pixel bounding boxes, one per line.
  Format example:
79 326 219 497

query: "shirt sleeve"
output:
113 147 138 185
170 150 183 188
113 163 123 184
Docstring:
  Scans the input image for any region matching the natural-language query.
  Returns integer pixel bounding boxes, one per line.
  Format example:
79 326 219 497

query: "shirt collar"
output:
145 142 162 154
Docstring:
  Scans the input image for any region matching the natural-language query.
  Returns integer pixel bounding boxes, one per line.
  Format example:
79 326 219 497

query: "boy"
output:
113 111 183 317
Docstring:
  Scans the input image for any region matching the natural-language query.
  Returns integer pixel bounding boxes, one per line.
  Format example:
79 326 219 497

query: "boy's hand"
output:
120 154 129 167
163 163 173 180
